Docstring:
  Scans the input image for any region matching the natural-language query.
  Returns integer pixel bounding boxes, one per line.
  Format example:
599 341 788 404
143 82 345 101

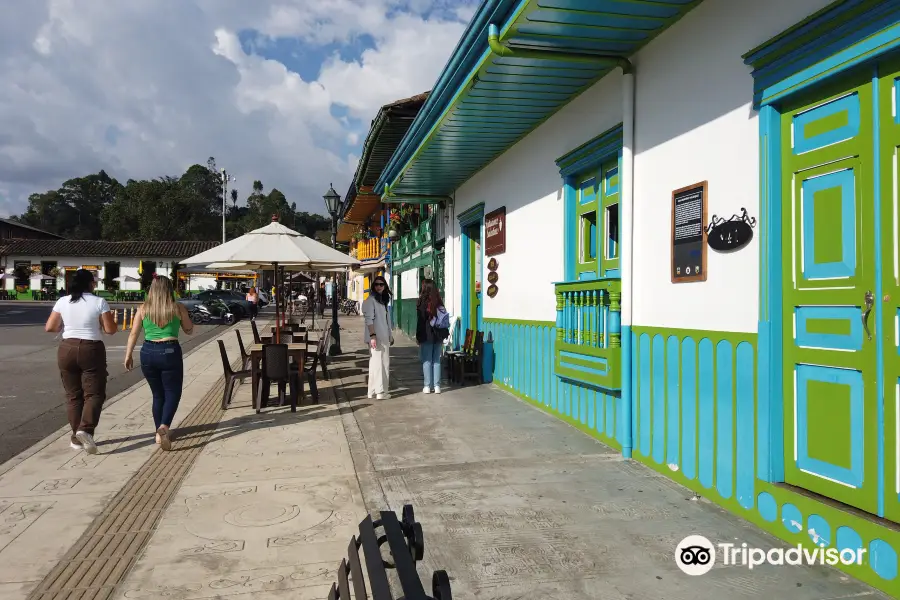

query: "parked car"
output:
180 290 252 319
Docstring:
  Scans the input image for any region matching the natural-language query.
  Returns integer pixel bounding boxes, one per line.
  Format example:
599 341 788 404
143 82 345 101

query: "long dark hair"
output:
371 276 392 306
69 269 95 303
418 278 443 318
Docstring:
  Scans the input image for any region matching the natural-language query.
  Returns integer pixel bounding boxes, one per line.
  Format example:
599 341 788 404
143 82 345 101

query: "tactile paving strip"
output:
26 365 232 600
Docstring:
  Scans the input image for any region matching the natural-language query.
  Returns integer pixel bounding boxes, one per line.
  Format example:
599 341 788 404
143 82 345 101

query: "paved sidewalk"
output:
334 320 888 599
2 314 889 599
0 320 255 599
112 337 367 599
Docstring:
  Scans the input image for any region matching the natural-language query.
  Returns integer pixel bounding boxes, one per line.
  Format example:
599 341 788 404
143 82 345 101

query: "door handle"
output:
863 290 874 340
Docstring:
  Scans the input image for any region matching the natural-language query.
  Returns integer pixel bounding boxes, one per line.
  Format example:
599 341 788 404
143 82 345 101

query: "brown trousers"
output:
58 339 108 435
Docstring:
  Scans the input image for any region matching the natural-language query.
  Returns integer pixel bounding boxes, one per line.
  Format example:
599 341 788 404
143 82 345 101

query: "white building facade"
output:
373 0 900 594
0 240 220 297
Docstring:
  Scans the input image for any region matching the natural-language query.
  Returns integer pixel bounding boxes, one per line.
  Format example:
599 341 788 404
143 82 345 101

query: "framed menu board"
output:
671 181 708 283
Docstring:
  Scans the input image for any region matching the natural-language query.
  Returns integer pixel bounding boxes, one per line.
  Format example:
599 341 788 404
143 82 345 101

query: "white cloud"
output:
0 0 476 218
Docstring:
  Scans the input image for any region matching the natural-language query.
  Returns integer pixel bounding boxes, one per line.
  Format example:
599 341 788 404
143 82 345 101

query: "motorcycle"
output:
189 299 236 325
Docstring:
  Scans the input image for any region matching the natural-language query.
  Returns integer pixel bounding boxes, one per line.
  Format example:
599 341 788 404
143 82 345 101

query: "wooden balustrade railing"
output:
553 278 622 391
555 279 621 349
356 238 382 260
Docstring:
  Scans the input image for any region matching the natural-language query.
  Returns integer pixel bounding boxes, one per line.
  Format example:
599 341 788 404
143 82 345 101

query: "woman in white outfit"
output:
362 276 394 399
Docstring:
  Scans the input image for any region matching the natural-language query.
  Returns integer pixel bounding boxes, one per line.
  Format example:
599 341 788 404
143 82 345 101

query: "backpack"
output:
430 306 451 341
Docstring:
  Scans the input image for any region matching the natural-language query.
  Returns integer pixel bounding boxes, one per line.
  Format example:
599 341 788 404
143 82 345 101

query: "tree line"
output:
9 157 332 242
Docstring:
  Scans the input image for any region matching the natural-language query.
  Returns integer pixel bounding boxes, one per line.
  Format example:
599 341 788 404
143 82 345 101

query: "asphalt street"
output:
0 302 225 463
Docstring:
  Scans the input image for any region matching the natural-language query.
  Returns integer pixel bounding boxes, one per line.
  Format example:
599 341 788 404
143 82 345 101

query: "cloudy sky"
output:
0 0 477 217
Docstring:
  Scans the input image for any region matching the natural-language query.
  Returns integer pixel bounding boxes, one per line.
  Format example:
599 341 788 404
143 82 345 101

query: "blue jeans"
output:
140 341 184 429
420 341 442 389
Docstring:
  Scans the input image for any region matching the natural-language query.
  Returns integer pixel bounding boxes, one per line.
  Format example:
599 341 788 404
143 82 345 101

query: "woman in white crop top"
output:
45 269 117 454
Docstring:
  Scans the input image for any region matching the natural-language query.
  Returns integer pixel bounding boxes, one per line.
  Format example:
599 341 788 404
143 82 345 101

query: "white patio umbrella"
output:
180 219 359 271
113 275 139 283
179 218 358 342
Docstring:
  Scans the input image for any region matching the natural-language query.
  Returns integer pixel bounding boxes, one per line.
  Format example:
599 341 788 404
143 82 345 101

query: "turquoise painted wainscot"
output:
484 317 621 450
630 326 900 593
483 322 900 593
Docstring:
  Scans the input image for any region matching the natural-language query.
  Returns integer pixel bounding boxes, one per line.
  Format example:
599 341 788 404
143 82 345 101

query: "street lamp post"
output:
323 184 343 356
221 168 236 244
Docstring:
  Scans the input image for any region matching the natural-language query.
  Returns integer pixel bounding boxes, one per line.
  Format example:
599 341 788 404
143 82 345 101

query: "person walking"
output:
44 269 117 454
362 276 394 399
123 276 194 451
245 287 259 320
416 279 448 394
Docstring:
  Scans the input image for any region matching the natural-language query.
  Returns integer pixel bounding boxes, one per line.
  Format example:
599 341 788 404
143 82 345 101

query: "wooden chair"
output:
460 331 485 385
306 322 332 381
255 344 297 413
291 322 331 403
446 329 473 384
235 330 252 372
218 340 250 410
251 319 262 344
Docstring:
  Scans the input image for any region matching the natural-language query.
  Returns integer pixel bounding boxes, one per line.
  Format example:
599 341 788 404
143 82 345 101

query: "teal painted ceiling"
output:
385 0 702 198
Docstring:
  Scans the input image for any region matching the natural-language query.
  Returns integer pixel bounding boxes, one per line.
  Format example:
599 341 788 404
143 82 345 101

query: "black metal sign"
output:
671 181 708 283
706 208 756 252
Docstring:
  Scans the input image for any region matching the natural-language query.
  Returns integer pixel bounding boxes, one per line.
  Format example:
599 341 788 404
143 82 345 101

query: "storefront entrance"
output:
781 59 900 521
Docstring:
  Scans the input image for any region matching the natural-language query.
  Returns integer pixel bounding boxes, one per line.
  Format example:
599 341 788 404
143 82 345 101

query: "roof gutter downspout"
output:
488 24 635 459
487 25 633 74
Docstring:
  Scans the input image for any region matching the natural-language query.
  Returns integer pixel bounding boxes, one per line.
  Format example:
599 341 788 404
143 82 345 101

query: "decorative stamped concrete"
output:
0 322 256 600
112 339 368 600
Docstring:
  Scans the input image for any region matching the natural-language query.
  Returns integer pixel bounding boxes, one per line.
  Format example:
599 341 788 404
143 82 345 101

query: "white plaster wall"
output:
629 0 834 333
442 0 834 333
448 70 625 323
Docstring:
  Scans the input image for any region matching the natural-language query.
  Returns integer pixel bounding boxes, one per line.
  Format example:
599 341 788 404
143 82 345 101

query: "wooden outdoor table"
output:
248 343 306 411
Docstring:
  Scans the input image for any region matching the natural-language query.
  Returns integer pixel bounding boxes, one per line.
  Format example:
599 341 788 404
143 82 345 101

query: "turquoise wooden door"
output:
879 59 900 523
781 71 880 515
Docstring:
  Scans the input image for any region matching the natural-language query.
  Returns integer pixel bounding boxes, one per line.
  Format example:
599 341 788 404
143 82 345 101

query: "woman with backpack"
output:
416 278 448 394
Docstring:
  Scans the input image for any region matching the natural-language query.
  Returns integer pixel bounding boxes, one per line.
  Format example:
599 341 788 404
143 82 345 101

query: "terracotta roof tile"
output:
0 239 219 259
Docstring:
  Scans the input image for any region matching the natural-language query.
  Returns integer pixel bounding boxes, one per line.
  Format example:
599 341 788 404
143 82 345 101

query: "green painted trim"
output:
494 381 622 450
555 278 621 294
484 317 556 327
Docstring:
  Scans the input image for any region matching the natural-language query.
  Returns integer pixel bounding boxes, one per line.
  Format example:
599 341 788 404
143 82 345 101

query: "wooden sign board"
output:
671 181 708 283
485 207 506 256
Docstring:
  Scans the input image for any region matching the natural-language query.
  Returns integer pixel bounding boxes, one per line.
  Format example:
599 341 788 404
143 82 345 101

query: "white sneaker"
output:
376 393 391 400
75 430 98 455
433 386 441 394
423 387 431 394
69 436 82 451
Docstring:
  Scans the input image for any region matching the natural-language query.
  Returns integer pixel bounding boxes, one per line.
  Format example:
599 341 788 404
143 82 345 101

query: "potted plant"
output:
48 267 62 278
387 210 402 239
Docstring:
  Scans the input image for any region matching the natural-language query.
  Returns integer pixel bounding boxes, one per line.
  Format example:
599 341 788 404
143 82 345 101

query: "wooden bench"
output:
327 504 452 600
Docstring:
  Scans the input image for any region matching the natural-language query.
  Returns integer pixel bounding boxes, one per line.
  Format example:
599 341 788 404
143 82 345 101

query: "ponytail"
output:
69 269 95 303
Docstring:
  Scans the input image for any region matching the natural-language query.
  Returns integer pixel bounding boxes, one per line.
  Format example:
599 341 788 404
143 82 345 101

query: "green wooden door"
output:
781 71 879 515
467 224 482 331
879 59 900 523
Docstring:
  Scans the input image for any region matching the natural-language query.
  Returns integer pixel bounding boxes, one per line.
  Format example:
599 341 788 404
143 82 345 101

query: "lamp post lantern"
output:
323 184 343 356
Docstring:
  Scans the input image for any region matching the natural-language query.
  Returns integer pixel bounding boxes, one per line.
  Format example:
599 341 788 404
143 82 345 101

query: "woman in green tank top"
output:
124 276 194 450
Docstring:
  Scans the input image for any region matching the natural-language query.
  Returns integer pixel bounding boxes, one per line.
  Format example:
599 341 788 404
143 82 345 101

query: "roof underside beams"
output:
388 0 701 197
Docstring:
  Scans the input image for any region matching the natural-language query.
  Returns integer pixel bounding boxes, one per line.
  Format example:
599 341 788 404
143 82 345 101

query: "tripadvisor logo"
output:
675 535 867 575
